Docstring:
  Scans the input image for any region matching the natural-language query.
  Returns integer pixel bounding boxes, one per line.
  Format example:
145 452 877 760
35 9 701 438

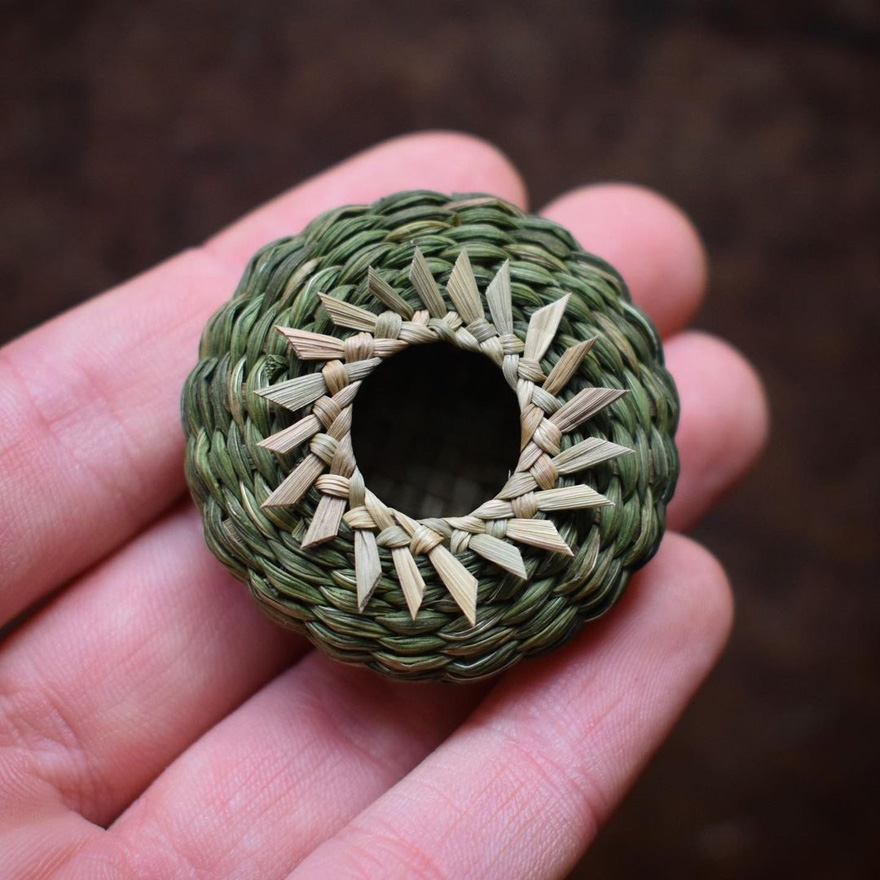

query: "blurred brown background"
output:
2 1 878 876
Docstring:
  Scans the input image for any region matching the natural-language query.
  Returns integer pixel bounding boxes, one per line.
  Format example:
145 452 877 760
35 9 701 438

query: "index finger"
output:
0 132 527 626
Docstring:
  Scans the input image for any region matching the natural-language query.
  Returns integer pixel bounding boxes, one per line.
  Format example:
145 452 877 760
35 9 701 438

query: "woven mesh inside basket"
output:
353 343 521 519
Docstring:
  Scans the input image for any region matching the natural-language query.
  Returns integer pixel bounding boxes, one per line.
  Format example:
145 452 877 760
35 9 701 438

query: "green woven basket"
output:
181 190 679 682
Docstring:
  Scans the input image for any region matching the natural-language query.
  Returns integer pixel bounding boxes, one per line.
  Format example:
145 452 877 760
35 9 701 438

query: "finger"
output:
209 131 528 270
0 131 527 627
541 184 708 338
64 655 488 879
52 534 728 880
0 505 305 827
665 331 770 530
0 806 99 880
289 533 732 880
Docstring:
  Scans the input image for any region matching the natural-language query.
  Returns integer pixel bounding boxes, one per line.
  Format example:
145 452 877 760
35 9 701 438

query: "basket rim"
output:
255 245 633 624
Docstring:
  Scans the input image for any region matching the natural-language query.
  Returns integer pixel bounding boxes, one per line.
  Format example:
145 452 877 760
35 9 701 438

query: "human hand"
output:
0 132 768 879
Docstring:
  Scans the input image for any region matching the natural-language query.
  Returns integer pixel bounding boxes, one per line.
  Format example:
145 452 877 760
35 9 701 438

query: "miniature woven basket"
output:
182 190 679 682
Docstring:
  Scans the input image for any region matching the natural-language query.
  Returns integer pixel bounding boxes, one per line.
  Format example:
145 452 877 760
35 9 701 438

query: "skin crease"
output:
0 132 768 880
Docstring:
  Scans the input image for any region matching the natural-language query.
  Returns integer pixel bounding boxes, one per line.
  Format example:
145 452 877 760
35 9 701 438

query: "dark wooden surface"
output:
2 2 878 877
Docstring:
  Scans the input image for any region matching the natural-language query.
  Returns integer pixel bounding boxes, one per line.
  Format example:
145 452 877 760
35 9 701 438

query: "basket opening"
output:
352 342 521 519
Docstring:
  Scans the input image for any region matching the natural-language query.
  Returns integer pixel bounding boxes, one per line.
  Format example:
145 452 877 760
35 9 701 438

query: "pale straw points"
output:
257 247 632 626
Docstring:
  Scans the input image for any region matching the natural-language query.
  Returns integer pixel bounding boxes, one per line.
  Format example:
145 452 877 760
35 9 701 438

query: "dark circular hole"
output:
352 343 521 518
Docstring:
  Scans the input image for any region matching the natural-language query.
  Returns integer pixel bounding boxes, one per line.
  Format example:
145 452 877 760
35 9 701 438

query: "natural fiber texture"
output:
182 190 679 682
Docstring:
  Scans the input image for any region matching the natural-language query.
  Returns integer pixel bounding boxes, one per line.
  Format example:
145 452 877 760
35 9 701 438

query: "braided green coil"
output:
181 190 679 682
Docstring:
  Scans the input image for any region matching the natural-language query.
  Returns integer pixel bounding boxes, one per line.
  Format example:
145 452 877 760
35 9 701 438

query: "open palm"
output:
0 133 767 879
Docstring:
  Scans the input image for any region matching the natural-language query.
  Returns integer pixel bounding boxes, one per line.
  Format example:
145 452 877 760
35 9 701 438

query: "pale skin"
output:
0 132 768 879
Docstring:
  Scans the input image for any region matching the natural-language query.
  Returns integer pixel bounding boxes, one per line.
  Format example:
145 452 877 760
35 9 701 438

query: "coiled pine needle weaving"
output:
182 191 679 682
